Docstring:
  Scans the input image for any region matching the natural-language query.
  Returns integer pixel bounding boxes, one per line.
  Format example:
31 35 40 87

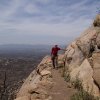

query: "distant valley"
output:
0 44 51 100
0 44 66 100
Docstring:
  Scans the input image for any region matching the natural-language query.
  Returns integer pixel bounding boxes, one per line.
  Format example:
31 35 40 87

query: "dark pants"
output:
51 55 58 68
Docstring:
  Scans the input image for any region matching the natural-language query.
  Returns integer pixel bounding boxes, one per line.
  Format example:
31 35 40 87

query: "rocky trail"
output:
15 56 77 100
48 69 76 100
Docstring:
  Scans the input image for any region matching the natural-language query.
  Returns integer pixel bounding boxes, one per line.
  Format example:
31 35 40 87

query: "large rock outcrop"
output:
92 52 100 89
64 14 100 96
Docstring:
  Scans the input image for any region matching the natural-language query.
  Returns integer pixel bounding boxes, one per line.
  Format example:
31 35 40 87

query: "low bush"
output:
71 89 100 100
72 78 83 91
71 78 100 100
64 72 70 82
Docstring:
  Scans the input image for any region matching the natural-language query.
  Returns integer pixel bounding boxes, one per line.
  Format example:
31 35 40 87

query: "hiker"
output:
51 45 65 69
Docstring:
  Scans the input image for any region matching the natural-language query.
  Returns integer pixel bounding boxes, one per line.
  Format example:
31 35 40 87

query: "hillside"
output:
0 45 52 100
15 14 100 100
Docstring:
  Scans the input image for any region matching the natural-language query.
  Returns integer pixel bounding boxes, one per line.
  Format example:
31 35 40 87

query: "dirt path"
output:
48 69 76 100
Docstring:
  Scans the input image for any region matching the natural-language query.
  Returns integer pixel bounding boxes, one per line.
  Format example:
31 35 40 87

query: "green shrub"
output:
61 64 65 77
60 66 70 82
71 78 100 100
64 72 70 82
71 89 100 100
72 78 83 91
58 64 64 68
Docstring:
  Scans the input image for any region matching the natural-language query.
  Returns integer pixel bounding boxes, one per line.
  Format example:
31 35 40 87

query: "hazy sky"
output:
0 0 99 45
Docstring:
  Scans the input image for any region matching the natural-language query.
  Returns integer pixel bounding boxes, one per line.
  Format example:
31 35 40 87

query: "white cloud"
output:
36 0 50 4
0 0 23 22
0 0 99 44
24 3 40 14
0 16 92 38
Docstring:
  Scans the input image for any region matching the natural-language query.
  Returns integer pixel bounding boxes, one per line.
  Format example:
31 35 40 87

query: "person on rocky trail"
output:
51 45 66 69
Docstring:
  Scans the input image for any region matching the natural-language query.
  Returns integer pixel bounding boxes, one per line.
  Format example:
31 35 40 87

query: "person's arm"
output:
60 49 67 51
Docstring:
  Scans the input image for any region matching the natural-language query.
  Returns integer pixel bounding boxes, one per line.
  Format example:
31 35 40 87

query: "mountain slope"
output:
15 14 100 100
